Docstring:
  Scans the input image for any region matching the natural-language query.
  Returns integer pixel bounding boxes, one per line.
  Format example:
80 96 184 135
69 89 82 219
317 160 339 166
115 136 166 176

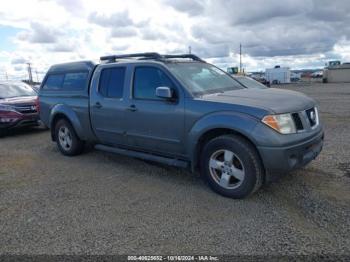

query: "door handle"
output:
94 102 102 109
126 104 137 112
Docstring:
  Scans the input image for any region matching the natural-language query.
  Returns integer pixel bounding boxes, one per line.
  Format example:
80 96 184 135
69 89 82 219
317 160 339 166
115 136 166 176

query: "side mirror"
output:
156 86 173 99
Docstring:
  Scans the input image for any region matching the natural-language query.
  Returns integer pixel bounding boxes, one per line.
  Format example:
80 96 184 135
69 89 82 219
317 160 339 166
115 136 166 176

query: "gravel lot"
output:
0 82 349 256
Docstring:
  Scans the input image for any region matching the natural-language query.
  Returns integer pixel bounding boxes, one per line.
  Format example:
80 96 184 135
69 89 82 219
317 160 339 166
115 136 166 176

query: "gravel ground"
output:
0 82 349 256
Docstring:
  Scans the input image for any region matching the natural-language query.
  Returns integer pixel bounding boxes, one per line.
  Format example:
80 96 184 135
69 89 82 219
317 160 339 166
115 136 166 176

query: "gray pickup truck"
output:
39 53 324 198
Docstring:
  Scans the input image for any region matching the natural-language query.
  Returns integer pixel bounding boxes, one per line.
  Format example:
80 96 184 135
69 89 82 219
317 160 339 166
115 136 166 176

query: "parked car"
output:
250 75 270 87
32 84 41 92
256 77 270 87
0 82 40 136
39 53 324 199
233 75 269 89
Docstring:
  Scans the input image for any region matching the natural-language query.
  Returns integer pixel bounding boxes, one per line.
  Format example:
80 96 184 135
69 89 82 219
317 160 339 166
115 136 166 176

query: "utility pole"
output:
239 43 242 74
188 45 191 54
35 70 39 83
27 62 33 84
5 71 8 81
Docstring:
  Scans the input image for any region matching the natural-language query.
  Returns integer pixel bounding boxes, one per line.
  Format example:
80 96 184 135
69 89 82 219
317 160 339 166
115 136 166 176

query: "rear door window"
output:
43 74 64 89
99 67 126 98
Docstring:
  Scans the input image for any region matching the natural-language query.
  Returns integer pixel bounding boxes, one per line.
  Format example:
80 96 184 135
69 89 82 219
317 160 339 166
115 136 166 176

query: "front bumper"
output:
0 114 40 130
258 129 324 182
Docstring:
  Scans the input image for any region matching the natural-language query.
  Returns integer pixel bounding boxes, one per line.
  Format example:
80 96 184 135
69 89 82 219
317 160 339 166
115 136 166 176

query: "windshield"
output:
234 76 267 89
167 62 244 96
0 83 36 99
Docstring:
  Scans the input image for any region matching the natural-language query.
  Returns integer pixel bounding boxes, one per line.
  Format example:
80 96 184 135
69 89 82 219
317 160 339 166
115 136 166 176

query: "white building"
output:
323 63 350 83
265 66 291 84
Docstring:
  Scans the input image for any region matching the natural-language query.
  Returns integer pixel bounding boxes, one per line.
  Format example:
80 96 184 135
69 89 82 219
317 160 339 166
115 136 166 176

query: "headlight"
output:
0 104 21 123
262 113 296 134
0 104 16 112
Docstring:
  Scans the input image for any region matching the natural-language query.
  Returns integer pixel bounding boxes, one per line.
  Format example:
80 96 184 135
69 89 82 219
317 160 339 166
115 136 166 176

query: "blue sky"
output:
0 25 20 52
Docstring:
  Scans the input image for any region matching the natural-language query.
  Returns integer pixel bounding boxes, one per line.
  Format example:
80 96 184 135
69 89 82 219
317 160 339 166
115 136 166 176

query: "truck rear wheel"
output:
200 135 264 199
54 119 84 156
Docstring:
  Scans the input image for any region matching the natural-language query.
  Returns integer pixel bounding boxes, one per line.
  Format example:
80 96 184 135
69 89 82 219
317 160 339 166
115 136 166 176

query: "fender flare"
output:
187 111 260 170
49 104 86 140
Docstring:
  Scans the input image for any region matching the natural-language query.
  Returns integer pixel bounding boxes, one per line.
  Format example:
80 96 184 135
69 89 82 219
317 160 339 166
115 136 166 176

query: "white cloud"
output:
88 10 134 27
17 22 62 44
47 41 77 52
163 0 205 16
111 27 138 38
0 0 349 81
11 57 28 64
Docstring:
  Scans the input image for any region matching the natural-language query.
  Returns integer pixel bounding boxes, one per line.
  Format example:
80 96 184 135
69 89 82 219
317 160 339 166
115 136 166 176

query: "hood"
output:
199 88 315 114
0 96 37 106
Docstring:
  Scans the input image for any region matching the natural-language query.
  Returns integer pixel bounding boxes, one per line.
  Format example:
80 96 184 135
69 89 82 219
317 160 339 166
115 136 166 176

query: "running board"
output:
95 144 189 168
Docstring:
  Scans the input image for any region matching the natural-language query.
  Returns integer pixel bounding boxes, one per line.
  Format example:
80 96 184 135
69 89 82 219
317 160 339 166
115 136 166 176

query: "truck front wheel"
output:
54 119 84 156
200 135 264 199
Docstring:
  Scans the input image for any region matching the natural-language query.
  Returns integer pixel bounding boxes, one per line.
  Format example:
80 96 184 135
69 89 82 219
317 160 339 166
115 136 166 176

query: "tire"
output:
54 119 84 156
200 135 264 199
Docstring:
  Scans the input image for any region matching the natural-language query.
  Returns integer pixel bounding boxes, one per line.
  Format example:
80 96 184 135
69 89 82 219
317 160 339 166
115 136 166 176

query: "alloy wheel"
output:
209 149 245 189
58 126 72 151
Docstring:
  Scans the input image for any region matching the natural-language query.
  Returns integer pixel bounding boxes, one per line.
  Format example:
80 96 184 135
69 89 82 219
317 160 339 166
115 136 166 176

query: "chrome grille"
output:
14 105 37 114
290 107 319 132
291 113 304 131
305 107 318 128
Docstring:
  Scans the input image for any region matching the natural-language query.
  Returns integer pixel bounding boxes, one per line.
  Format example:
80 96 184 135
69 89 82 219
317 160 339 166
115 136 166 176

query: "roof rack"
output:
162 54 204 62
100 52 205 63
100 52 162 62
